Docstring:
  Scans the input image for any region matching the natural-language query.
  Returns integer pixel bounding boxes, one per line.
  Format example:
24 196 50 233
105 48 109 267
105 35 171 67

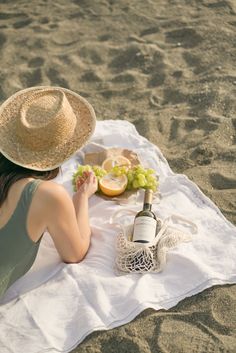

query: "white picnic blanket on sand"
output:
0 120 235 353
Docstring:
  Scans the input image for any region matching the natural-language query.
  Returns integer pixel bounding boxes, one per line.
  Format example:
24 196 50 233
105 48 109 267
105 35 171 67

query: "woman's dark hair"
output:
0 153 60 207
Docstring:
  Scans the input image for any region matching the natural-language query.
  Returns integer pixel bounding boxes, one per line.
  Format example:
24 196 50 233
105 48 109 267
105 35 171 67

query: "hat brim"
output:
0 86 96 171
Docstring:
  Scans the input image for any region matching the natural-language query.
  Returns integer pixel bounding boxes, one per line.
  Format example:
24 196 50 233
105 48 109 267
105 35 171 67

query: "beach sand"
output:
0 0 235 351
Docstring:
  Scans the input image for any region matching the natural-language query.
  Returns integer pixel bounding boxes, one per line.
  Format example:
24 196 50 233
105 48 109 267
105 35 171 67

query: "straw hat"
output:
0 86 96 171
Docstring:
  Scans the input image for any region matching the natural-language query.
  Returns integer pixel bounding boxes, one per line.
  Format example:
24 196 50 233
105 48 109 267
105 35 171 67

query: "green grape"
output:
111 165 128 176
91 165 107 179
110 165 119 175
127 172 134 182
134 164 143 173
132 179 140 189
146 174 154 182
137 173 146 187
146 168 154 175
126 181 133 190
145 175 158 192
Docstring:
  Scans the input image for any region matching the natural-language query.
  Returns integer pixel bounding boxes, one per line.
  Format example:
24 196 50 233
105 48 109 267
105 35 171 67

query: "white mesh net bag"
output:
111 210 198 275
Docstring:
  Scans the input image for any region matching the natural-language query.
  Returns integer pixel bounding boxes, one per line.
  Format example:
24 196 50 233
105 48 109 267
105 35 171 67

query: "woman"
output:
0 86 97 299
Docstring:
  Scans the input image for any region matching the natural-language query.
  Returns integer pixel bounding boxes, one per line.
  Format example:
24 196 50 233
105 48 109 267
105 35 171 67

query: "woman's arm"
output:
72 191 91 251
42 172 97 263
72 172 98 256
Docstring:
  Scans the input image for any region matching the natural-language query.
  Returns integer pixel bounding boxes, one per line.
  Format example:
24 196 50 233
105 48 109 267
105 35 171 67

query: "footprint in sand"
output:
157 319 227 353
49 23 58 29
182 52 206 74
28 57 45 68
212 290 236 327
210 172 236 190
72 0 87 5
100 335 151 353
169 116 219 142
0 75 6 102
188 91 218 115
31 25 49 33
80 71 102 82
132 117 149 138
79 46 103 65
20 68 42 87
172 70 183 78
232 118 236 144
190 146 214 165
0 12 27 20
203 0 235 14
111 73 136 83
38 17 49 24
140 26 160 37
0 33 7 49
184 117 219 133
98 33 112 42
148 72 165 87
145 49 167 87
163 88 185 105
46 68 69 88
108 46 146 72
165 28 203 48
169 117 180 141
13 18 32 29
68 11 84 20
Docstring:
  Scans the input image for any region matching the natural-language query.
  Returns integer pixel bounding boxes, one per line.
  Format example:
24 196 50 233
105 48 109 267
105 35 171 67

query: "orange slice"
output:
102 155 131 172
99 173 128 196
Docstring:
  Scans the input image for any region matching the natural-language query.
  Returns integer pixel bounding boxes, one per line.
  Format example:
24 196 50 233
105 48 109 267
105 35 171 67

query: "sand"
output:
0 0 235 352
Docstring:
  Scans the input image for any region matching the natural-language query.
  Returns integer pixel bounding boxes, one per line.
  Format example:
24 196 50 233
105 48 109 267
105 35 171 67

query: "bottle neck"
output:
143 189 153 211
143 203 152 211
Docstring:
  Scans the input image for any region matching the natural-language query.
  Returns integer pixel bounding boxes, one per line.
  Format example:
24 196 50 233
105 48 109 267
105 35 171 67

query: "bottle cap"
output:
144 189 153 204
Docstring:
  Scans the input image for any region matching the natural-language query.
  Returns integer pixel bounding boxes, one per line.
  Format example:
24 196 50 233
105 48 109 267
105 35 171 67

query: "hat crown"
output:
23 92 61 127
17 89 77 151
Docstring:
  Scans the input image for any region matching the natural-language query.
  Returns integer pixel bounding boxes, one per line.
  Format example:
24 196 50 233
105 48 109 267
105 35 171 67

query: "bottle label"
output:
132 216 157 243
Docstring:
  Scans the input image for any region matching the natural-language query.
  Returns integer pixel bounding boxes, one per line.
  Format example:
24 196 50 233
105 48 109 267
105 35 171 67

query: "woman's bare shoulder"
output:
37 180 71 204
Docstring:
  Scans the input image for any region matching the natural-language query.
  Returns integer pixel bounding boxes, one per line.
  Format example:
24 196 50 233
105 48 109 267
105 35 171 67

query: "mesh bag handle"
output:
109 208 137 235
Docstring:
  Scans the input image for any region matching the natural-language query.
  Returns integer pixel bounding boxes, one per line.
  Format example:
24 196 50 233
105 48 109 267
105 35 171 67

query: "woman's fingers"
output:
78 171 97 188
85 171 90 176
77 175 86 187
86 171 96 180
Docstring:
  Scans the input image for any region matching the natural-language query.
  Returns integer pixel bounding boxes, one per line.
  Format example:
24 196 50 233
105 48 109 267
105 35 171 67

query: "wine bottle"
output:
132 189 157 244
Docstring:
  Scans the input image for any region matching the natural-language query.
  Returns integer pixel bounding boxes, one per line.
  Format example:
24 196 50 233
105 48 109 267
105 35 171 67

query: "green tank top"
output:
0 179 43 299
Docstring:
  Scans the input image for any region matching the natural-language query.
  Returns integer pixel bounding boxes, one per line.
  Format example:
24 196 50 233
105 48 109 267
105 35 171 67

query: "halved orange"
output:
102 155 131 172
99 173 128 196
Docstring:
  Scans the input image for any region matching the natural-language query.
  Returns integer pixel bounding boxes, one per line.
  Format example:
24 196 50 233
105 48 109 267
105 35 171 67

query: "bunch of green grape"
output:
111 164 158 192
72 163 158 193
72 165 107 191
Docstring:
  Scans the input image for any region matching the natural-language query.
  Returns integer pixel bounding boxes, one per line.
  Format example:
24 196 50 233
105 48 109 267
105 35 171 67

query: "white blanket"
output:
0 120 235 353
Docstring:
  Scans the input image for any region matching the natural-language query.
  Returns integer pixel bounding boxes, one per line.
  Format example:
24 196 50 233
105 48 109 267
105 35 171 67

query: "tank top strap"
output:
19 179 43 216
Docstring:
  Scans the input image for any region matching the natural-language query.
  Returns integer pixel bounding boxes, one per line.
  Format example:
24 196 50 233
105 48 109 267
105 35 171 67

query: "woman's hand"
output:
75 171 98 198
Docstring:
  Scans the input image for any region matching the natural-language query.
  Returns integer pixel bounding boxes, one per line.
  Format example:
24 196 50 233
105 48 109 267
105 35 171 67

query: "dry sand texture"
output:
0 0 235 352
